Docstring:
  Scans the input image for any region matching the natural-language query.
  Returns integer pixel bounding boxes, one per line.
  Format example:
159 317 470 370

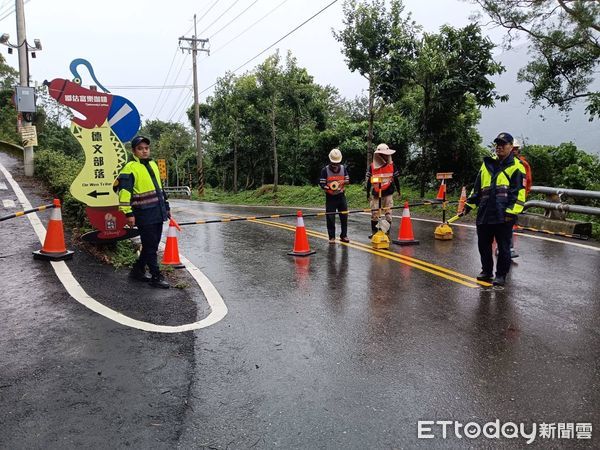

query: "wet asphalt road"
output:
2 150 600 449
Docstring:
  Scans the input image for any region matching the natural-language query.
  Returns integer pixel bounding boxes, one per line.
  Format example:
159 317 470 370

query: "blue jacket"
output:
116 156 170 225
466 153 526 225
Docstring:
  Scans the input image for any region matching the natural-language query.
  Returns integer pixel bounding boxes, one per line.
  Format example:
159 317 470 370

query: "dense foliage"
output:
472 0 600 120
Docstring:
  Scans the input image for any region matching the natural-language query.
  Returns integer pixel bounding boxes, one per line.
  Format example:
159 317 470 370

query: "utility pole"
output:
179 15 209 196
1 0 41 176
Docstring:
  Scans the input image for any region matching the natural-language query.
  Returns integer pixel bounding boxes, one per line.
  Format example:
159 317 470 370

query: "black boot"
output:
150 274 170 289
129 264 151 282
368 221 378 239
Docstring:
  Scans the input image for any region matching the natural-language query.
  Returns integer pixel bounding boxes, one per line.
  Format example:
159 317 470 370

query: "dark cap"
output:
131 136 150 149
493 132 513 145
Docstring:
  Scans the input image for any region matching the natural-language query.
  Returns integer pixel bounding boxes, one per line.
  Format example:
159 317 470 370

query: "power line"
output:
167 67 193 122
0 0 29 23
148 48 181 118
170 0 338 124
200 0 339 95
156 55 189 119
209 0 259 40
208 0 291 57
199 0 242 35
184 0 219 35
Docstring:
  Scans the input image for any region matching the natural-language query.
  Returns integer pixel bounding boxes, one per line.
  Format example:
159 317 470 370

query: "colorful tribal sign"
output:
44 59 141 242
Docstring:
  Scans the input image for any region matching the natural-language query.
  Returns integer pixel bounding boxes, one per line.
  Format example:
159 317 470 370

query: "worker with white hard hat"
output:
319 148 351 243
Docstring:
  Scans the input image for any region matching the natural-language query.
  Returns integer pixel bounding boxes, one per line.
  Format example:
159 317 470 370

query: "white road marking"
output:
0 182 7 189
2 199 16 208
401 215 600 252
0 161 227 333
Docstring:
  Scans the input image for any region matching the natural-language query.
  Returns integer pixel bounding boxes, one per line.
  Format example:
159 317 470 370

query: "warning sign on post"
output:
436 172 453 180
157 159 167 181
19 125 38 147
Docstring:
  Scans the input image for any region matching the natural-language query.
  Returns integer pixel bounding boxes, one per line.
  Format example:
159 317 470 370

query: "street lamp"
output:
0 33 42 73
0 30 42 176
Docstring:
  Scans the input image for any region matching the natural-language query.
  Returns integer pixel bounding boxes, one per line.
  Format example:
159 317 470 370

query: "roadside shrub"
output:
34 148 86 226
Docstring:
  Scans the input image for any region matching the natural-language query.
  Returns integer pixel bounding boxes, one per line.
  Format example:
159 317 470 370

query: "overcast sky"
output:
0 0 502 125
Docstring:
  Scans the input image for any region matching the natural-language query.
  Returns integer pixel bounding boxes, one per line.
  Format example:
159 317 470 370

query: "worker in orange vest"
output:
320 148 351 243
512 139 532 195
508 138 533 258
365 143 401 238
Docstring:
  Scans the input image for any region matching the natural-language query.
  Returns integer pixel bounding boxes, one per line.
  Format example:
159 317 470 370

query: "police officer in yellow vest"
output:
464 132 526 286
116 136 171 288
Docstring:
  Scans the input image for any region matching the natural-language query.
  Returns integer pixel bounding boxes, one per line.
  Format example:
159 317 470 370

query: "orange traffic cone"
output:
288 211 315 256
392 201 419 245
33 198 74 260
161 218 185 268
436 180 446 201
457 186 467 214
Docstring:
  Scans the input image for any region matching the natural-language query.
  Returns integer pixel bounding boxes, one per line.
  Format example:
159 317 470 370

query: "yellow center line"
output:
254 218 482 289
204 212 487 288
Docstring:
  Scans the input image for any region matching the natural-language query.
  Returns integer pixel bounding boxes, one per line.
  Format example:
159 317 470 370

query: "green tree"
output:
255 53 284 192
383 24 506 195
334 0 420 166
34 87 80 156
0 54 19 143
525 142 600 190
139 119 195 186
472 0 600 120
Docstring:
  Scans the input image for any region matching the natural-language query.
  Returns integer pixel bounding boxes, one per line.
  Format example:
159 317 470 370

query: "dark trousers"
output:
136 222 164 277
477 222 513 276
325 194 348 239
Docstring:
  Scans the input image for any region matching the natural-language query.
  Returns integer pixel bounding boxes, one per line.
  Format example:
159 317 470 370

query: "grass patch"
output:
193 183 460 221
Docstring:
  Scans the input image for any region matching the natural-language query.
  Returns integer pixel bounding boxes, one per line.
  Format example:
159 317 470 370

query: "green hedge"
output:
34 148 87 226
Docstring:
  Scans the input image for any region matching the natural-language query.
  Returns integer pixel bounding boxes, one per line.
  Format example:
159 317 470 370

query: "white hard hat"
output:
512 138 521 149
329 148 342 163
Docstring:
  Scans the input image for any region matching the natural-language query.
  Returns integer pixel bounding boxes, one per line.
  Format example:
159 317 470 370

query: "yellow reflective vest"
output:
116 155 170 225
466 153 526 225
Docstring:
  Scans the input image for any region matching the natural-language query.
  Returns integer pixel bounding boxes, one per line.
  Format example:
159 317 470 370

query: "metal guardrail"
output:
525 186 600 218
164 186 191 197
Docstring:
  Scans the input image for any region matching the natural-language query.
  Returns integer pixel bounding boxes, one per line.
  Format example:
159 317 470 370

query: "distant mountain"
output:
478 45 600 155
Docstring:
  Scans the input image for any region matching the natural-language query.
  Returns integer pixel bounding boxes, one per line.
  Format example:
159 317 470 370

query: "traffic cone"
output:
33 198 74 261
288 211 315 256
436 180 446 201
161 218 185 268
392 201 419 245
457 186 467 214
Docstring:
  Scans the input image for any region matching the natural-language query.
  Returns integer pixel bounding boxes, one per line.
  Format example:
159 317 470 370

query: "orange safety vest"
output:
370 162 394 193
325 165 347 195
517 155 532 194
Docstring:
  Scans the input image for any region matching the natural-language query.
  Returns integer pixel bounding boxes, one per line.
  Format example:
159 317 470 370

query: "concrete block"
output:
518 213 592 237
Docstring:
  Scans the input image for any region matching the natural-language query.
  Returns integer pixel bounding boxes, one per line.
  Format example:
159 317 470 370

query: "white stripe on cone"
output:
50 206 62 221
167 223 177 237
297 216 305 227
402 207 411 218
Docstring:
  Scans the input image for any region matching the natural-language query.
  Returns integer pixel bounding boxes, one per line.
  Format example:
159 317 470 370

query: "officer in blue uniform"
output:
464 132 526 286
116 136 170 288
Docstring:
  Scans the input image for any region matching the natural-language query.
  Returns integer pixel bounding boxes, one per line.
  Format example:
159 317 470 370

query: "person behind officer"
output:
365 143 401 238
508 138 532 258
512 139 532 195
116 136 171 288
319 148 350 243
463 132 526 286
